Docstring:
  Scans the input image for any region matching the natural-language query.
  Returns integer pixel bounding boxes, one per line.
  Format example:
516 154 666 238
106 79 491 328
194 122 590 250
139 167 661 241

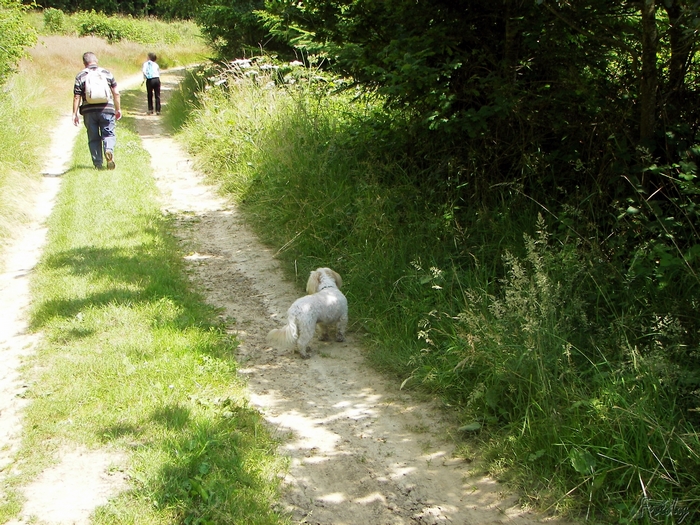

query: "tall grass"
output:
178 66 700 522
405 221 700 520
0 74 44 253
178 66 466 323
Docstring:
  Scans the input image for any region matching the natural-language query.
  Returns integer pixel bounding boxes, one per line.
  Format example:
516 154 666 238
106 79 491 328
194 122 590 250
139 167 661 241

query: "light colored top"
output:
142 60 160 80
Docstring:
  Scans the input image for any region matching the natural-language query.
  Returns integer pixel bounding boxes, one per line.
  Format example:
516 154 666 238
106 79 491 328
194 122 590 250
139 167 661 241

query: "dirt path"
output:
0 69 561 524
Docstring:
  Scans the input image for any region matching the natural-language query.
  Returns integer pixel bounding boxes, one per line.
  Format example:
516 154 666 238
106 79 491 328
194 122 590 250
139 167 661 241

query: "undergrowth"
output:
177 63 700 523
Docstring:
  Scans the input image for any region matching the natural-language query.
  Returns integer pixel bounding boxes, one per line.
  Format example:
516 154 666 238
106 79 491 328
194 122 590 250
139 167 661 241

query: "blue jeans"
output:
83 111 116 168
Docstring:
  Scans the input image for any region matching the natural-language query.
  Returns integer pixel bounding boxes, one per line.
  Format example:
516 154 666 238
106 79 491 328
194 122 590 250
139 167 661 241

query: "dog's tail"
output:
266 319 298 348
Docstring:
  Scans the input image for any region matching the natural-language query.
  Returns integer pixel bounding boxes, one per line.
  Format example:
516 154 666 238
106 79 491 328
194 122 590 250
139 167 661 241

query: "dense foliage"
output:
197 3 700 326
221 0 700 415
33 0 199 18
0 0 35 86
42 8 202 45
199 2 700 186
195 0 266 56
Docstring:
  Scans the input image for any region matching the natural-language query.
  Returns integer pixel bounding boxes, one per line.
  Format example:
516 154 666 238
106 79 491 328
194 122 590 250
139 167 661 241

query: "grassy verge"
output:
0 73 44 255
177 66 700 522
0 106 288 523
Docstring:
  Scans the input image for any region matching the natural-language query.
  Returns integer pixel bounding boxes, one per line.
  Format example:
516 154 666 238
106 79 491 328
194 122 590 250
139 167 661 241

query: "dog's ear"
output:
329 269 342 288
306 270 321 294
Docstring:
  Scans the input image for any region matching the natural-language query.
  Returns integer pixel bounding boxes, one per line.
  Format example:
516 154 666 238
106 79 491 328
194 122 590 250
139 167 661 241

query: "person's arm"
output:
112 87 122 120
72 94 82 126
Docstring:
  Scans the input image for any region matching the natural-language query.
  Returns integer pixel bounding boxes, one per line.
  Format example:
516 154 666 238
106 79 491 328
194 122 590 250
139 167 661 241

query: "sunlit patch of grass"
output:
24 33 208 108
0 74 44 257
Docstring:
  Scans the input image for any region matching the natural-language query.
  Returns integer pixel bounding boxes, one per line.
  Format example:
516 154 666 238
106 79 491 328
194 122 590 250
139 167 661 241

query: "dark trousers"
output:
146 77 161 113
83 111 116 167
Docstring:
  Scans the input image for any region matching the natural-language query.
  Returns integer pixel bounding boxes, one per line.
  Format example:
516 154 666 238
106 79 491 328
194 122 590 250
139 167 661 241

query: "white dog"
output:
267 267 348 358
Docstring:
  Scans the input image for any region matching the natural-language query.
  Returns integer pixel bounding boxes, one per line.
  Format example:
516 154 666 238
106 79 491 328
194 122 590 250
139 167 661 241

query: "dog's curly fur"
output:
267 268 348 358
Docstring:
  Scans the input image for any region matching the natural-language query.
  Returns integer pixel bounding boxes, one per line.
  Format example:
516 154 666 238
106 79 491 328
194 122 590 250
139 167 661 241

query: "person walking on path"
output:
142 52 161 115
72 52 121 170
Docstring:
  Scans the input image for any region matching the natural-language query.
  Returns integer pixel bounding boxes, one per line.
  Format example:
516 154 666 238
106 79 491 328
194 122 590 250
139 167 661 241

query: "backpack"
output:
84 68 111 104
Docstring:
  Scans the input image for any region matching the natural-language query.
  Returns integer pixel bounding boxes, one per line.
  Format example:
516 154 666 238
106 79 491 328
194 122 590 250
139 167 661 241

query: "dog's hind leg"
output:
318 323 332 341
295 341 312 359
335 314 348 342
295 321 315 359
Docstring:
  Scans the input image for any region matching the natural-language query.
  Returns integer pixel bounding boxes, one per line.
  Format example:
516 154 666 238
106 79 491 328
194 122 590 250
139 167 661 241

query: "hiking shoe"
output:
105 150 115 170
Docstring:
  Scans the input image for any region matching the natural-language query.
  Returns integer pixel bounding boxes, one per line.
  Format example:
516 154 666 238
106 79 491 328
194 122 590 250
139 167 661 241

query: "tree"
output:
196 0 294 57
0 0 36 86
640 0 658 143
257 0 700 188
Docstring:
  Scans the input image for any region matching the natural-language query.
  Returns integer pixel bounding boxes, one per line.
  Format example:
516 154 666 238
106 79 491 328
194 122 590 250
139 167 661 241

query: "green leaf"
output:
527 449 545 462
570 448 596 475
592 471 607 490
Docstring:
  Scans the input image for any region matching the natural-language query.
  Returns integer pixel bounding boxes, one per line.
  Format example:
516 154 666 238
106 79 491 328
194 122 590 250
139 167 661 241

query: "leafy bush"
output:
195 0 294 59
70 10 201 45
42 7 69 34
74 10 149 43
0 0 36 86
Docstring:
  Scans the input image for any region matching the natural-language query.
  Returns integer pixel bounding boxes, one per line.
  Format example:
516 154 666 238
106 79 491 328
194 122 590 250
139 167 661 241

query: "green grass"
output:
177 66 700 523
0 73 44 255
0 19 285 525
0 83 288 525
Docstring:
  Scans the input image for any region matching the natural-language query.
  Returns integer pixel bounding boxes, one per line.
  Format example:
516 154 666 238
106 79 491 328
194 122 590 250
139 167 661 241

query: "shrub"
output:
42 8 70 34
70 11 201 45
73 10 147 43
0 0 36 86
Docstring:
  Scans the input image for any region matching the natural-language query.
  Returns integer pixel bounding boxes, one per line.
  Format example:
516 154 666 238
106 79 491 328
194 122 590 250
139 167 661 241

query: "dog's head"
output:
306 267 342 294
